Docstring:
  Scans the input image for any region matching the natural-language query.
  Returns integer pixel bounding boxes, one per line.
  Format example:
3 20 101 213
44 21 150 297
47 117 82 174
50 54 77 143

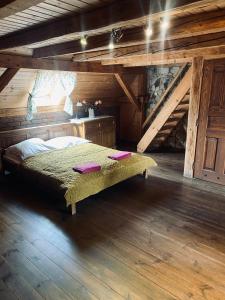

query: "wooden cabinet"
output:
72 116 116 148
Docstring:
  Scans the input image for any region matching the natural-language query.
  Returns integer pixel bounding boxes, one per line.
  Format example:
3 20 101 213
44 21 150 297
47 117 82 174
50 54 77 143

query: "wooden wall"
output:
119 72 146 143
0 69 122 117
0 68 145 143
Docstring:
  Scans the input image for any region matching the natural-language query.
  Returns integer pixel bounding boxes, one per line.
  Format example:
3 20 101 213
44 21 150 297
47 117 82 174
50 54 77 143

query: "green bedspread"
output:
23 143 156 206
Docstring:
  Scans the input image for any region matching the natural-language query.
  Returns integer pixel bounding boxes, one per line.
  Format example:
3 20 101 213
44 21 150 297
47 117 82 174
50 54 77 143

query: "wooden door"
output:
194 59 225 185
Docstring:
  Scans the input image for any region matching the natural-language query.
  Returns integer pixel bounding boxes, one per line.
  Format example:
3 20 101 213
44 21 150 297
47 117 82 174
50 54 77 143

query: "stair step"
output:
158 129 172 135
163 122 178 129
181 99 189 104
167 117 181 122
175 103 189 110
157 133 168 138
154 136 166 142
171 110 187 116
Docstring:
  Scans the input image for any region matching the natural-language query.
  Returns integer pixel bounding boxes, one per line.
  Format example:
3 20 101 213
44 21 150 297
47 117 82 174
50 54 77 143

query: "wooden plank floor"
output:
1 153 225 299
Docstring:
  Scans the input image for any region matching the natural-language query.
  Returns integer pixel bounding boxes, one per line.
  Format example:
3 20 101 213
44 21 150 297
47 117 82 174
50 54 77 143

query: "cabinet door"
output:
194 59 225 185
85 121 102 145
101 118 116 148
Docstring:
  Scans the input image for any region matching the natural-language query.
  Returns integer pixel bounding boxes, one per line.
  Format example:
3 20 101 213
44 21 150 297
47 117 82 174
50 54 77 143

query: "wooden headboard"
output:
0 122 74 150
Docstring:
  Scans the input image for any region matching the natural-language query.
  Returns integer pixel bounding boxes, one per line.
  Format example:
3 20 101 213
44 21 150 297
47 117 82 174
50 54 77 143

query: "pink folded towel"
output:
108 151 132 161
73 162 101 174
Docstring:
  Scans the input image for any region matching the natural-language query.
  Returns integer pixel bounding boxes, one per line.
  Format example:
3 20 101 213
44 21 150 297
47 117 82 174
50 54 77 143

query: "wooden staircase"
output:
137 66 192 153
152 92 190 147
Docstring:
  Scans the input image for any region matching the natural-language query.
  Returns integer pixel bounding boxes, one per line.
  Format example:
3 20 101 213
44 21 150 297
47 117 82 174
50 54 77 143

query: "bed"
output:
0 124 156 215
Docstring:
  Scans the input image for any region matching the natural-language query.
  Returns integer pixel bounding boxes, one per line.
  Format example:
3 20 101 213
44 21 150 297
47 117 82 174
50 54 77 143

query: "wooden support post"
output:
0 68 19 93
184 56 204 178
71 203 76 215
115 73 141 111
143 169 149 179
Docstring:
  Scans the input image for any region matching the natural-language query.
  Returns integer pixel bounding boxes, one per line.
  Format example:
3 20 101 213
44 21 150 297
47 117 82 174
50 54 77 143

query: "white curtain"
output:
60 72 76 116
26 71 54 121
26 71 76 120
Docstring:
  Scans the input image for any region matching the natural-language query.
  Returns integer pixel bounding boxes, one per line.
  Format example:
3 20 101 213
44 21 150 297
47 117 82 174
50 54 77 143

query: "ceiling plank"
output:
0 0 44 19
33 8 225 59
0 0 217 50
0 54 123 73
0 68 19 93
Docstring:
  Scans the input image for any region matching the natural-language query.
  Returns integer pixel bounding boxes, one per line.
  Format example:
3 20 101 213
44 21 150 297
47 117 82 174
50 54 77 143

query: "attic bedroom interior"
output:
1 0 225 299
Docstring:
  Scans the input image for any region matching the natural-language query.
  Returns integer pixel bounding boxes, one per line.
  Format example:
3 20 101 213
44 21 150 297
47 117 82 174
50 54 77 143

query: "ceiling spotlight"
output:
108 41 114 50
160 18 169 30
80 35 88 47
111 28 123 43
145 26 153 38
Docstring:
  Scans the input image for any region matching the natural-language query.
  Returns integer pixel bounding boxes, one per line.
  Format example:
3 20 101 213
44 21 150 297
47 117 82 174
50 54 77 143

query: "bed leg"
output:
144 169 149 179
71 203 76 215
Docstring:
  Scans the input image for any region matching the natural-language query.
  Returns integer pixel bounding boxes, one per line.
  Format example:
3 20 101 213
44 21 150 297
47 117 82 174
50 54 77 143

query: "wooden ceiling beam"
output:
0 54 123 73
32 8 225 59
0 0 218 50
115 74 141 111
0 0 44 19
71 31 225 62
72 45 146 62
102 45 225 67
33 27 145 58
0 68 19 93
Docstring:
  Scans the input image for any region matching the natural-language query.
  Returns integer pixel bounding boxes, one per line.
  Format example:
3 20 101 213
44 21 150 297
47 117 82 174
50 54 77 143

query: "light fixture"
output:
144 26 153 38
108 41 114 50
80 35 88 47
160 18 169 30
111 28 123 43
108 28 123 50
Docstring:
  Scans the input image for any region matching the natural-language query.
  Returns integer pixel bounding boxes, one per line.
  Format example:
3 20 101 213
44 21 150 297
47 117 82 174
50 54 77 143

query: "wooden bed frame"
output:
0 122 74 150
0 123 150 215
0 123 76 210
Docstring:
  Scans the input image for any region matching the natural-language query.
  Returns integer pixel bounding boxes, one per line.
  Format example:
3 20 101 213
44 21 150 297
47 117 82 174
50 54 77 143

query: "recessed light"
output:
160 18 169 30
108 41 114 50
80 35 88 46
145 26 153 38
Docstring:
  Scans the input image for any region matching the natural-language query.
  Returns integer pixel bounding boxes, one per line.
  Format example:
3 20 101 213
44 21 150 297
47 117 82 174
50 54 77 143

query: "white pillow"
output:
44 136 90 150
5 138 51 161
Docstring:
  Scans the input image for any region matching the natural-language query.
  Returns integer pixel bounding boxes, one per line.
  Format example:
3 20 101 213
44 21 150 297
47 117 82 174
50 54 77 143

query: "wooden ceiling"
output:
0 0 114 37
0 0 225 69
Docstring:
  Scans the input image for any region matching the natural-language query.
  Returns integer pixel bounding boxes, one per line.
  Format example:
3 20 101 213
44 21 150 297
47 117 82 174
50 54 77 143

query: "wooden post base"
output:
143 169 149 179
71 203 76 215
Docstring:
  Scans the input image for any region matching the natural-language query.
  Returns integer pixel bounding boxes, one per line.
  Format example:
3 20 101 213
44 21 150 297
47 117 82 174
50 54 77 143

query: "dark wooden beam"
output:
115 73 141 111
0 0 211 50
0 0 44 18
0 54 123 73
102 44 225 66
33 8 225 59
0 1 15 8
0 68 19 93
72 45 146 62
70 31 225 62
33 27 145 58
